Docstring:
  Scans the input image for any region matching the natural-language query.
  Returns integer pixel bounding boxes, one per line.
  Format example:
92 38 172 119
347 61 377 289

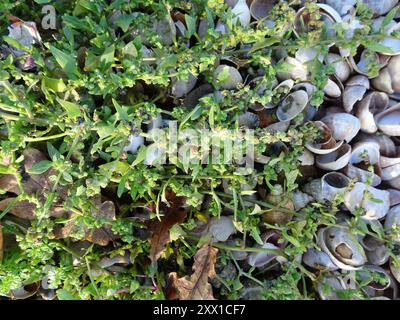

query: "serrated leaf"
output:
112 98 129 122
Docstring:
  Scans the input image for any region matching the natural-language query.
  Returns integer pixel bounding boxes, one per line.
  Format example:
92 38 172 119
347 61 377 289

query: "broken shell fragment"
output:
343 75 370 113
356 91 389 134
375 103 400 136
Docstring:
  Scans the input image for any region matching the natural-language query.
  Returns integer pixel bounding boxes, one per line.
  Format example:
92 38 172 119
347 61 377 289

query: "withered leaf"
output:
168 244 218 300
53 199 116 246
0 148 68 220
148 191 187 263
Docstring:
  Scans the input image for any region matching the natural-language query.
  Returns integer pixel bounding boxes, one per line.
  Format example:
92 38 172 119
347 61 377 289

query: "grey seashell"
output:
226 239 248 260
295 48 323 64
298 149 315 166
214 65 243 90
321 172 350 201
264 120 290 133
372 55 400 93
356 91 389 134
344 183 390 220
317 226 367 270
303 247 339 271
155 15 176 46
343 75 370 112
99 252 131 268
375 103 400 136
355 132 396 157
292 82 317 96
197 18 209 39
388 188 400 206
247 231 286 268
325 53 351 82
249 0 275 20
303 179 324 202
208 216 236 242
325 0 357 16
362 0 399 17
276 90 309 121
238 112 260 129
381 163 400 181
184 83 214 108
361 233 390 265
225 0 239 8
4 283 40 300
384 205 400 241
292 190 314 210
306 121 343 155
323 78 342 98
321 113 360 143
316 144 352 171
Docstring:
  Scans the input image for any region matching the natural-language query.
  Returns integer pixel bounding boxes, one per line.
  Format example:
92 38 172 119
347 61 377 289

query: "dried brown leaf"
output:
0 198 36 220
168 244 218 300
148 191 187 263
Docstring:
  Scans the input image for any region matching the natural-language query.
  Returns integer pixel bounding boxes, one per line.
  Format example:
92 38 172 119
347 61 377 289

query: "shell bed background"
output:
0 0 400 300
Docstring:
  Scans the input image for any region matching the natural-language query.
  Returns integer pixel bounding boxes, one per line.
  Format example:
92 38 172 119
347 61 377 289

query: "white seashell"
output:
355 132 396 157
306 122 343 155
208 216 236 242
371 55 400 93
356 91 389 134
232 0 251 27
276 90 309 121
316 144 351 171
325 53 351 82
381 163 400 181
350 141 381 165
361 233 390 265
343 164 382 187
249 0 275 20
295 48 323 64
276 57 308 82
321 113 360 143
325 0 357 16
362 0 399 17
317 226 367 270
388 188 400 206
344 183 390 220
323 78 342 98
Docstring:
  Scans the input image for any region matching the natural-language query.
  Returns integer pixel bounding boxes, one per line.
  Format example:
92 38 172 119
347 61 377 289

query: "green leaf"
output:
115 14 135 32
0 165 15 174
47 142 61 161
185 15 197 38
41 77 67 93
34 0 51 3
57 98 82 118
49 45 79 79
56 289 78 300
27 160 53 174
112 98 129 122
364 41 394 54
3 36 31 53
250 226 264 245
381 6 398 30
131 146 147 167
100 45 115 71
250 37 279 53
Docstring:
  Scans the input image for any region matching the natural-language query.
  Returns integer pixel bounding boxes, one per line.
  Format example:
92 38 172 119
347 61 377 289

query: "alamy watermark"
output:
41 5 57 30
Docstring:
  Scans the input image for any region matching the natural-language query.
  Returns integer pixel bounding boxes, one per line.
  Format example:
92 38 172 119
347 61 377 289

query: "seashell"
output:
232 0 251 27
264 120 290 133
263 185 294 224
249 0 275 20
214 65 243 90
321 113 360 143
344 183 390 220
292 82 317 96
238 112 260 129
306 121 343 155
387 176 400 189
276 57 308 82
208 216 236 242
291 190 314 210
317 226 367 270
155 15 177 46
276 90 309 121
321 172 350 201
350 141 381 165
390 258 400 283
124 134 144 154
302 247 339 271
226 239 248 260
98 252 131 268
325 0 357 16
381 163 400 181
4 283 40 300
317 274 349 300
362 0 399 17
371 56 400 93
303 179 324 202
316 144 351 171
384 205 400 241
343 75 370 112
358 266 392 299
388 189 400 206
171 73 197 98
197 18 209 39
247 231 287 267
298 149 315 166
375 103 400 136
323 78 342 98
356 91 389 134
225 0 239 8
184 83 214 108
295 48 323 64
361 232 390 265
325 53 351 82
355 132 396 157
349 50 389 77
343 163 382 187
378 38 400 56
